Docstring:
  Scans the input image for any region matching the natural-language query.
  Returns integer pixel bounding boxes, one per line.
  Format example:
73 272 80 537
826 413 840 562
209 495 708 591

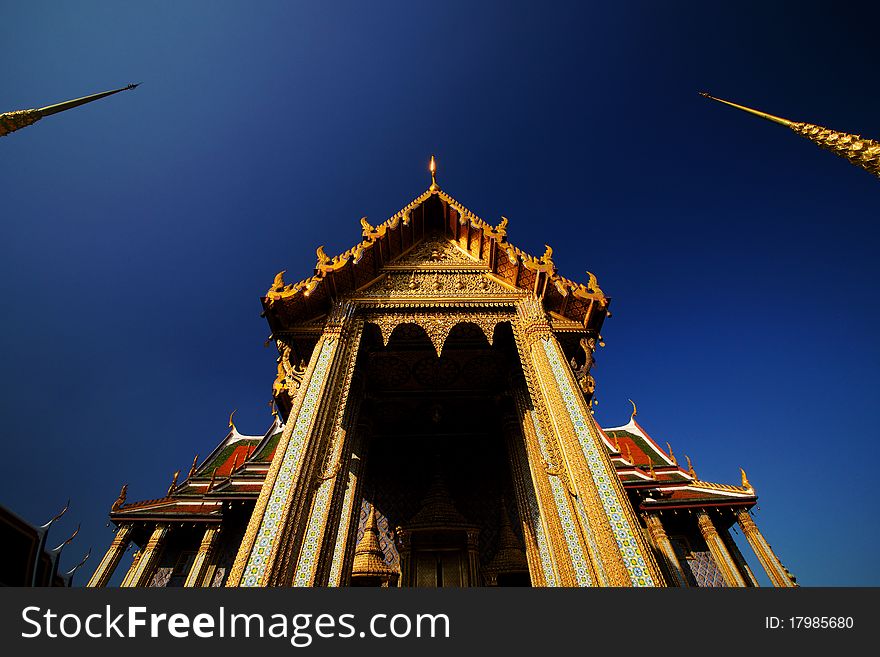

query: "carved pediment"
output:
356 270 513 299
388 236 482 268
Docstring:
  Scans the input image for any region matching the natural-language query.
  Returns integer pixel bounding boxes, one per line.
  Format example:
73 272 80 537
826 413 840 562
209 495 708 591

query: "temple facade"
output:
88 162 796 588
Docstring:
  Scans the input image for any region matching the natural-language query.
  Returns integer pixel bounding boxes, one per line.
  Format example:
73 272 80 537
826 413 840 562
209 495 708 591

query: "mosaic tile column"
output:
86 523 132 587
515 298 662 587
643 513 689 587
736 509 796 587
511 315 600 587
695 510 747 587
228 302 357 587
292 333 364 587
184 525 221 587
120 524 169 588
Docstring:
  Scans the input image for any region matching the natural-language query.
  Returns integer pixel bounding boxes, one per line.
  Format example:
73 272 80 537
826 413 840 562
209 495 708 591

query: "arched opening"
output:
347 318 535 587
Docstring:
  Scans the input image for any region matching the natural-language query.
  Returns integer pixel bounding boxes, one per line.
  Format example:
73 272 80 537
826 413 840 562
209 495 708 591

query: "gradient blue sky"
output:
2 1 878 586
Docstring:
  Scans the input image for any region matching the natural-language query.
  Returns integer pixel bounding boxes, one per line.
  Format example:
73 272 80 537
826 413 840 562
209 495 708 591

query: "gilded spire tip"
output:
628 398 637 420
699 91 792 127
228 409 237 432
429 154 440 192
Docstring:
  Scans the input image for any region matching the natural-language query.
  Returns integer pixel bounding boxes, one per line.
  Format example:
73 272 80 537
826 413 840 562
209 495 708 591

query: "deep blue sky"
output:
2 1 877 586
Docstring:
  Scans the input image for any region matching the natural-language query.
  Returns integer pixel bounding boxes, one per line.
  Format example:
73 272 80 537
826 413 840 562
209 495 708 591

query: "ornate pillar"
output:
503 415 552 587
736 509 796 587
514 298 663 587
291 345 365 587
86 523 132 587
184 525 221 587
695 510 746 587
643 513 689 587
119 550 141 587
327 424 369 586
228 301 358 587
721 524 760 587
120 524 169 588
511 384 594 587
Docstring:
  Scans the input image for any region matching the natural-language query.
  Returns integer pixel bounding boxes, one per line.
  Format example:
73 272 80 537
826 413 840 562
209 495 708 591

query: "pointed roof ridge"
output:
603 415 676 467
264 180 607 306
191 416 274 478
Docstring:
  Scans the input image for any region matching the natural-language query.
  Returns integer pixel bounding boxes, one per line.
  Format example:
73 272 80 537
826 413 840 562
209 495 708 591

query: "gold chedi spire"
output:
1 83 138 138
351 505 397 581
486 500 528 576
700 92 880 178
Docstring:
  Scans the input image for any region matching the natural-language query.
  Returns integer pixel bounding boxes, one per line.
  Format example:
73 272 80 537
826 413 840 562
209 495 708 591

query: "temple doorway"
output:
347 320 532 587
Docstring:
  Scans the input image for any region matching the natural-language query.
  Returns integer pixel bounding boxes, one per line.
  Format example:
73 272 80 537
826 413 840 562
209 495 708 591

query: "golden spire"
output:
740 467 754 491
228 409 237 432
1 83 138 138
188 454 200 479
628 398 637 420
700 91 880 178
429 154 440 192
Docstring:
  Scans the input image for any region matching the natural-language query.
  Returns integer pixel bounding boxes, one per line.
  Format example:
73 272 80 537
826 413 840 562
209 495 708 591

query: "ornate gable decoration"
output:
262 172 609 332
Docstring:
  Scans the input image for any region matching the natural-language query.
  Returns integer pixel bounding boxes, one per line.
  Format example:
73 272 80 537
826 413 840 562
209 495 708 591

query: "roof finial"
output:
228 409 237 432
429 154 440 192
666 441 677 465
111 484 128 511
740 467 753 491
628 398 637 420
188 454 200 479
166 469 180 496
685 455 697 480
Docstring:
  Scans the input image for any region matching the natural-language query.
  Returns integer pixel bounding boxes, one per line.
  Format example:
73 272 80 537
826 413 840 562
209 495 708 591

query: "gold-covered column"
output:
643 513 689 587
695 511 746 587
120 524 169 588
184 525 221 587
514 298 663 587
86 523 133 587
327 424 369 586
721 524 760 587
291 335 364 587
736 509 796 587
228 301 357 587
503 415 552 587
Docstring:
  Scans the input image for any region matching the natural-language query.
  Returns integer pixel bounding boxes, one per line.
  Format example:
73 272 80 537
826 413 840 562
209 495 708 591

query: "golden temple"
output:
87 159 797 588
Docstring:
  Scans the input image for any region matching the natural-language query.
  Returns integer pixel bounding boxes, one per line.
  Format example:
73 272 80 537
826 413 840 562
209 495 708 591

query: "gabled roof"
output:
262 181 609 332
600 412 756 510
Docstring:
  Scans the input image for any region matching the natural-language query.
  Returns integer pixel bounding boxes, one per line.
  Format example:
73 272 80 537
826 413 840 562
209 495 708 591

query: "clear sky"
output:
2 1 877 586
